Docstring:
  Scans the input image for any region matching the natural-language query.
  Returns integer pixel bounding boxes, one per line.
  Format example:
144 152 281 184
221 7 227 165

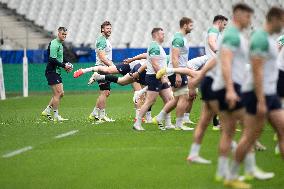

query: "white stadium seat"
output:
1 0 283 47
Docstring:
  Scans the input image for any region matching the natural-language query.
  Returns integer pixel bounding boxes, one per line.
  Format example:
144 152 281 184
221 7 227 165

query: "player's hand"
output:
161 75 168 83
225 89 240 109
188 87 197 100
123 58 132 64
64 62 73 73
175 74 182 88
256 100 267 117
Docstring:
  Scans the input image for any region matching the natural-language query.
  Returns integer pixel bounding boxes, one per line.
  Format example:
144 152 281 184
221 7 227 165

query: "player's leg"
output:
216 110 242 181
156 67 199 79
50 83 68 121
187 102 214 164
269 109 284 158
159 85 175 129
74 65 119 78
134 90 159 130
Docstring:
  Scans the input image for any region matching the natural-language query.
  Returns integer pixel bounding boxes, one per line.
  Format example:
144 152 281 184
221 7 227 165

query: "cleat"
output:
212 125 221 131
41 111 53 121
88 113 99 121
73 69 84 78
133 122 145 131
215 175 224 182
165 124 176 130
187 155 211 164
54 115 68 122
255 140 267 151
152 116 162 125
241 167 274 181
156 68 167 79
101 116 115 122
158 124 166 131
175 125 194 131
183 119 196 124
224 179 251 189
88 72 100 85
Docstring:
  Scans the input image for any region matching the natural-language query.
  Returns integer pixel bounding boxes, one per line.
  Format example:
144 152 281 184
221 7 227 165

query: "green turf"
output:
0 92 283 189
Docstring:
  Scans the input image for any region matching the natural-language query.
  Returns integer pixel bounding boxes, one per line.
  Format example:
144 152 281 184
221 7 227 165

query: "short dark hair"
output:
101 21 111 32
233 3 254 14
266 7 284 22
151 27 163 37
179 17 193 28
58 27 67 32
213 15 228 23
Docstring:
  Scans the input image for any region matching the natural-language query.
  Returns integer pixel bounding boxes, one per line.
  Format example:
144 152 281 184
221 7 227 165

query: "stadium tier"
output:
1 0 283 48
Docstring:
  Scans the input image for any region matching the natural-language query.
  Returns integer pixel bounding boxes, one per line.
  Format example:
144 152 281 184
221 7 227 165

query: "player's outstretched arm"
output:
123 53 147 64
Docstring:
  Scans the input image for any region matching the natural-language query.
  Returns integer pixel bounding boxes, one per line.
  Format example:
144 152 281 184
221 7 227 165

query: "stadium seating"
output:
1 0 283 48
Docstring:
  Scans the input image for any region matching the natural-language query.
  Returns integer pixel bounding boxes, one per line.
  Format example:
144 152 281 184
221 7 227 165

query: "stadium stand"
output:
0 0 283 48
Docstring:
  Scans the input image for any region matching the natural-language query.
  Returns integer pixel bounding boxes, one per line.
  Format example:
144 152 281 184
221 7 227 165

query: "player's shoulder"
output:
96 35 107 43
250 29 269 51
278 35 284 46
148 41 160 55
223 25 240 37
207 27 219 34
222 25 241 46
172 32 184 47
50 39 62 48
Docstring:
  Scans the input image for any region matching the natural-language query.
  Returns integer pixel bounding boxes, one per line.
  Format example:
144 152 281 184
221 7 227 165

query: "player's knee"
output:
59 91 64 98
104 90 111 97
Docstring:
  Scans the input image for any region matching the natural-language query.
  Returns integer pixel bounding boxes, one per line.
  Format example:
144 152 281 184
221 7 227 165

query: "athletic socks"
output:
189 143 201 157
53 109 59 118
156 110 167 122
99 109 106 119
166 68 175 75
165 113 171 126
176 117 183 128
227 160 240 180
92 107 100 117
44 105 52 114
83 67 96 73
135 109 140 119
217 156 229 178
244 152 255 174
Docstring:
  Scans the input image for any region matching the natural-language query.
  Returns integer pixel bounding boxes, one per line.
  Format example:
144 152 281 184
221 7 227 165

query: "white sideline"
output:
2 146 33 158
55 130 78 139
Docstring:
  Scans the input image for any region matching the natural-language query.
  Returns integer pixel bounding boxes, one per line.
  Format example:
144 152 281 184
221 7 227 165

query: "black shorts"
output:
115 63 131 76
45 72 62 85
200 76 217 101
242 91 282 115
277 70 284 97
168 74 188 88
215 83 244 112
145 74 170 92
98 71 111 91
129 64 146 86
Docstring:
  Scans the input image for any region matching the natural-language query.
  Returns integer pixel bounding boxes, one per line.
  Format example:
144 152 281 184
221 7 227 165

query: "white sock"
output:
135 115 142 126
183 112 190 121
156 110 167 122
82 67 96 73
99 109 106 118
146 111 152 119
97 75 106 81
53 109 59 118
217 156 229 178
281 99 284 108
244 152 255 174
44 105 52 114
166 68 174 75
176 117 183 127
92 107 100 117
165 113 171 126
189 143 200 157
228 160 240 180
138 86 148 96
135 109 140 119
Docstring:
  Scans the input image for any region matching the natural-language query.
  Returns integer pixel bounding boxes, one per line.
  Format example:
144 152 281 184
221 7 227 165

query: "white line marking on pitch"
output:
54 130 78 139
2 146 33 158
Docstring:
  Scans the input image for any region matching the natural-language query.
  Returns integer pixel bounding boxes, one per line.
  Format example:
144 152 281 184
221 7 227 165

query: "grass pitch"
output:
0 92 283 189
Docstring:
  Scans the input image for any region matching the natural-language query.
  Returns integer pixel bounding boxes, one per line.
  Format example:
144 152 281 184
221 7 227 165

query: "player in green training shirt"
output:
41 27 73 121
